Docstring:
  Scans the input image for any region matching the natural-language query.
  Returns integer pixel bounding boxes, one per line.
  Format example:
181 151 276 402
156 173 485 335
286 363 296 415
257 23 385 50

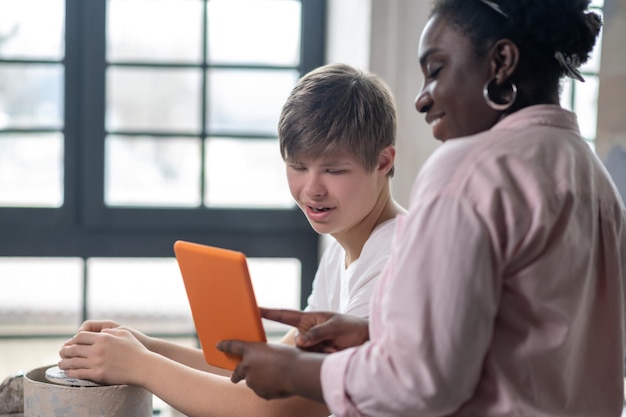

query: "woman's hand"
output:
261 308 369 353
216 340 325 402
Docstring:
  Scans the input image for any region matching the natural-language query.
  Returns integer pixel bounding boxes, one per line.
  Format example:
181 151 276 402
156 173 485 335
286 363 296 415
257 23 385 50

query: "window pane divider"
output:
0 127 62 133
0 58 62 65
107 61 299 71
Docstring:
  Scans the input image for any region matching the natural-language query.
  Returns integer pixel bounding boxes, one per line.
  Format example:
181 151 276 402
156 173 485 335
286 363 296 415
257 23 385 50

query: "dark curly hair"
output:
429 0 602 91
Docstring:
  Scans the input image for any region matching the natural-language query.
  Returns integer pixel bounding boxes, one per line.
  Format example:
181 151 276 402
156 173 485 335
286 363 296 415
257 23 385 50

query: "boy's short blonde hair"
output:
279 63 397 177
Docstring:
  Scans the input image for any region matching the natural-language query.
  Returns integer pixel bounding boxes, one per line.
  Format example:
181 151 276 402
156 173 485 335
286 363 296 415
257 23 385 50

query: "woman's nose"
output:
415 89 432 113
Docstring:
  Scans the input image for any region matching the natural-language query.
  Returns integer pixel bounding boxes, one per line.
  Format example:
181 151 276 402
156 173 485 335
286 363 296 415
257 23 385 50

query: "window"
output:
0 0 64 208
0 0 325 382
560 0 604 148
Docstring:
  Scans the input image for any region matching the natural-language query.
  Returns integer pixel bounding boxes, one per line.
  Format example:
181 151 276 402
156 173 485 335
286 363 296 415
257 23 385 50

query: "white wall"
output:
327 0 626 207
326 0 439 208
325 0 372 69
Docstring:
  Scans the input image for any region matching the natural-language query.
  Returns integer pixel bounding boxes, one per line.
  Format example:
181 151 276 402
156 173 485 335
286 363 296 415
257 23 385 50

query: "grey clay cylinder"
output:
23 365 152 417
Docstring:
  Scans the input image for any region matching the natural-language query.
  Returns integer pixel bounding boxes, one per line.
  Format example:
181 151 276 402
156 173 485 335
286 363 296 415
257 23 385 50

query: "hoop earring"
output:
483 77 517 111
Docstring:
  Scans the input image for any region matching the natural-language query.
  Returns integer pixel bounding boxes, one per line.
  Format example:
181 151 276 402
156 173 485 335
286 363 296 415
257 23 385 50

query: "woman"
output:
217 1 626 416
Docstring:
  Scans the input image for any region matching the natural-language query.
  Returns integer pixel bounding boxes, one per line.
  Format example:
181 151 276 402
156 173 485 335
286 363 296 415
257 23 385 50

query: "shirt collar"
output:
492 105 581 134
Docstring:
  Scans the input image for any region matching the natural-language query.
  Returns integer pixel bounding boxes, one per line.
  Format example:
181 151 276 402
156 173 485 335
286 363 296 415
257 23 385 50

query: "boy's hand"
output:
77 320 122 333
72 320 151 349
261 308 369 353
58 328 150 386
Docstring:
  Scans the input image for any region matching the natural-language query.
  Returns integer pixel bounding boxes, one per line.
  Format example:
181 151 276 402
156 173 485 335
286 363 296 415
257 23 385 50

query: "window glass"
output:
0 64 64 128
207 0 301 66
87 258 193 334
0 133 63 207
0 339 69 382
0 257 83 335
248 257 301 335
0 1 321 397
0 0 64 60
105 136 201 207
580 10 603 74
559 7 602 146
86 257 301 336
575 75 600 140
560 78 574 111
206 69 299 135
107 67 202 133
107 0 203 63
102 0 304 210
205 138 293 208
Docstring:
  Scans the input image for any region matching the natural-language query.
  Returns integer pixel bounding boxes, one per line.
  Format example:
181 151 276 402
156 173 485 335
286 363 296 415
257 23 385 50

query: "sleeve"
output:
321 195 500 417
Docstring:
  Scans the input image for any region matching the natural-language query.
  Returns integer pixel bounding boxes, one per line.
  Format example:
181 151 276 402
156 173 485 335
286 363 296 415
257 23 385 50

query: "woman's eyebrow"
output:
419 47 440 67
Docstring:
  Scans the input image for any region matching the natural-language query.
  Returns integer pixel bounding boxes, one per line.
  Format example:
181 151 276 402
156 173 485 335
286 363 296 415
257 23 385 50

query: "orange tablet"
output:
173 240 266 370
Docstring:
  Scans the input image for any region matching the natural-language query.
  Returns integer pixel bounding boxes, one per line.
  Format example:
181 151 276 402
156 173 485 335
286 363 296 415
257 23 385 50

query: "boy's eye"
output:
327 169 345 175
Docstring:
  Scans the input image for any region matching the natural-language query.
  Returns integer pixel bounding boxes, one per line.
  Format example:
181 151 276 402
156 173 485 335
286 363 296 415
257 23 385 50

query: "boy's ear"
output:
378 145 396 175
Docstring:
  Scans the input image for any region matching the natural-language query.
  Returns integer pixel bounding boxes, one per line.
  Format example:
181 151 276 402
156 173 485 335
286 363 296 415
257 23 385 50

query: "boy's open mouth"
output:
309 205 331 213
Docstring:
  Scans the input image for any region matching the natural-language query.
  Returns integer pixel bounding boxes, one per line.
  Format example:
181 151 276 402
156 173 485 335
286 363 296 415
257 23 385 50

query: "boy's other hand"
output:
77 320 122 333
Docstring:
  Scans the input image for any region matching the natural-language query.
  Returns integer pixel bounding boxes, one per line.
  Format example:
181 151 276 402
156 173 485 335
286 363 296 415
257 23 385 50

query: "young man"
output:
59 63 405 417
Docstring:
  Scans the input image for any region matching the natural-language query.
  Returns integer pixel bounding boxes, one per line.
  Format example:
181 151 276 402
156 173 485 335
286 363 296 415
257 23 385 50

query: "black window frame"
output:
0 0 326 312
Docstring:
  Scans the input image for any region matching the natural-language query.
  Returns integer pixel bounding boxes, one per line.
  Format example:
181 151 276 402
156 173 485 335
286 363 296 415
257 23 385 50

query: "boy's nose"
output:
304 176 326 198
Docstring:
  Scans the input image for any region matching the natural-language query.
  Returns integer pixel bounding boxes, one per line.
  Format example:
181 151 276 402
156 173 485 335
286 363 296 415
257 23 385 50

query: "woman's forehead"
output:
421 15 459 50
419 15 476 64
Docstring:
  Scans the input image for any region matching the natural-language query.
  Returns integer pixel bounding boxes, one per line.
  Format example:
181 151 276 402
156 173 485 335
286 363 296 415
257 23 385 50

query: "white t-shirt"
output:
305 218 397 318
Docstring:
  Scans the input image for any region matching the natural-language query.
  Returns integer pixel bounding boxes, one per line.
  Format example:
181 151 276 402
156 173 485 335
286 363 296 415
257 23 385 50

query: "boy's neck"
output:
334 185 405 267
